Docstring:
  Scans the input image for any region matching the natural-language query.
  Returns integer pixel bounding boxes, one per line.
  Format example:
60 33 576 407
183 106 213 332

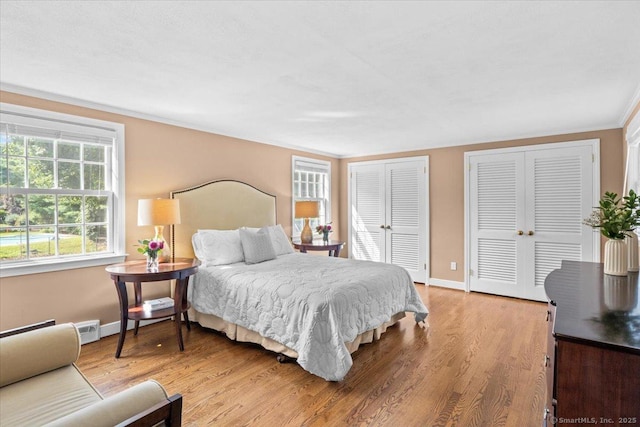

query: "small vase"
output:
146 255 159 272
322 230 329 243
626 233 639 272
604 238 627 276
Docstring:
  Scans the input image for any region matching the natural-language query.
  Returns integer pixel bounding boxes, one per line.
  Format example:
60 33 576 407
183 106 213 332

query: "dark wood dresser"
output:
544 261 639 426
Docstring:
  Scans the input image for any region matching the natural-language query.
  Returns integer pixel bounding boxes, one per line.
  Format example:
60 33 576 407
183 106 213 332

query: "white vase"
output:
626 233 639 272
604 238 627 276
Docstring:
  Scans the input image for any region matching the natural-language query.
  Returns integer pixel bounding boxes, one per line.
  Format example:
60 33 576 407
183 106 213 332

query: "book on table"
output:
142 297 174 312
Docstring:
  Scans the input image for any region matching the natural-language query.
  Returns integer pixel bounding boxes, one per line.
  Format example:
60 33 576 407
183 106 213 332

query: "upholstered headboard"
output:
170 180 277 259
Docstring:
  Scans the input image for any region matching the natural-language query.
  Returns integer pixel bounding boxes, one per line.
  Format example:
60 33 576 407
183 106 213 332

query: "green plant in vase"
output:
583 190 640 276
583 190 640 239
583 190 640 275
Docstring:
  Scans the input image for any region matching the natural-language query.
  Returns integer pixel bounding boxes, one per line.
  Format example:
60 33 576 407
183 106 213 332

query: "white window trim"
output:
624 111 640 195
291 155 331 239
0 103 126 277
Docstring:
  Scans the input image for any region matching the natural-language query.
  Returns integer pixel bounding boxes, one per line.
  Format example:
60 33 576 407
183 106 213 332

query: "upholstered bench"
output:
0 322 182 426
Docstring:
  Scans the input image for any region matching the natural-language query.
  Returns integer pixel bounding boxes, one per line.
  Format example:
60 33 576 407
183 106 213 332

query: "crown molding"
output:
2 82 632 160
620 82 640 127
0 83 339 159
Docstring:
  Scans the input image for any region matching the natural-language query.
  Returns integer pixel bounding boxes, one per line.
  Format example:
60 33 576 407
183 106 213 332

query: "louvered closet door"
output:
470 152 527 299
522 145 594 301
351 164 385 262
350 157 429 283
386 160 427 282
469 143 596 301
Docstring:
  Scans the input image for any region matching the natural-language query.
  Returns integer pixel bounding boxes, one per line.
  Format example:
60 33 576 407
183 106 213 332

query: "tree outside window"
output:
0 103 124 275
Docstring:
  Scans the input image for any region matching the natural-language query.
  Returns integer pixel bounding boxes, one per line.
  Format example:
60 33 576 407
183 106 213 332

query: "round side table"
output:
292 240 344 257
105 258 200 357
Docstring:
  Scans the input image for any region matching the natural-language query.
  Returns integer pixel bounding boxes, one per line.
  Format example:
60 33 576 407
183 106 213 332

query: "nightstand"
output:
292 240 344 257
106 258 200 357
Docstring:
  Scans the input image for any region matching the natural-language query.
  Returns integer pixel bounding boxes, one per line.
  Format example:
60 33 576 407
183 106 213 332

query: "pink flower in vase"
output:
315 223 333 242
137 239 164 259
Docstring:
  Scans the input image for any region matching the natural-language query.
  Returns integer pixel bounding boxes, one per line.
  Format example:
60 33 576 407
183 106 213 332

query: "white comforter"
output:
189 253 428 381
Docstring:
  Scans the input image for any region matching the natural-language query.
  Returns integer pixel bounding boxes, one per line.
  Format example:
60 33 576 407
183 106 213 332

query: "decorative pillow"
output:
239 227 277 264
268 224 295 256
194 229 245 266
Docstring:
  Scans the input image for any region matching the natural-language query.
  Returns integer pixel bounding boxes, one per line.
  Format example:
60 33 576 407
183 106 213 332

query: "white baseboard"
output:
428 278 466 291
100 318 167 338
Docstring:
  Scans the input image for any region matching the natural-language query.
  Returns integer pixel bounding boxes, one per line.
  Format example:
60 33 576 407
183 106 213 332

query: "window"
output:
0 103 125 277
625 111 640 196
624 111 640 238
292 156 331 239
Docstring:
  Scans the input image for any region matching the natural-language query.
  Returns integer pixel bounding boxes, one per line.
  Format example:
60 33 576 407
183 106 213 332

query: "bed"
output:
171 180 428 381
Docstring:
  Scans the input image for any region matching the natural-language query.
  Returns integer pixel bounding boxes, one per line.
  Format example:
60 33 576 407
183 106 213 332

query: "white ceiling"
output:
1 1 639 158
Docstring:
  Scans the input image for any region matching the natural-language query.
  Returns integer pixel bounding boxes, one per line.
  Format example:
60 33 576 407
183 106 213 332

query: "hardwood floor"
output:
77 285 547 426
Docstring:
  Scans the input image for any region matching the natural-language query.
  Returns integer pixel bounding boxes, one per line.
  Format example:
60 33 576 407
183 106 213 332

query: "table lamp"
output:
295 201 319 244
137 198 181 263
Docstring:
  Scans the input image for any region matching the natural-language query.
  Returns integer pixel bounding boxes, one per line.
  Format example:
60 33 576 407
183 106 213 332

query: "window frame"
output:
625 111 640 195
0 103 126 277
625 111 640 238
291 155 331 240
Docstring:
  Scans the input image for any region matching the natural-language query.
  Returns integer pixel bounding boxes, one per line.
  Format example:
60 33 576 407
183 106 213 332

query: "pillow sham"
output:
194 229 245 266
267 224 295 256
239 227 277 264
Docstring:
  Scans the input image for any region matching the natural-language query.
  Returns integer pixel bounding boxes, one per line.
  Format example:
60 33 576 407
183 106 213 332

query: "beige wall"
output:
0 88 626 330
339 129 624 283
0 90 340 330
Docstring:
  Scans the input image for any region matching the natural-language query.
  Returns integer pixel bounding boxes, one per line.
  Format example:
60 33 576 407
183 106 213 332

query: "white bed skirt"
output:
190 308 406 359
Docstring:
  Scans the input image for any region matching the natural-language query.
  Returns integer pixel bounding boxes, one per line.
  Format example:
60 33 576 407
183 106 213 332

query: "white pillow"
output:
194 229 245 266
267 224 295 256
192 233 205 262
240 225 294 256
239 227 277 264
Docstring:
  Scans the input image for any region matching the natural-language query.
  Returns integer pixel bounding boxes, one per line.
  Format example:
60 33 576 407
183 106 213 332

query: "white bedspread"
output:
188 253 428 381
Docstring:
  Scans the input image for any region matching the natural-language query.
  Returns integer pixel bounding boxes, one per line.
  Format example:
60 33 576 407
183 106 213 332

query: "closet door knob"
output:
385 225 391 229
380 225 385 229
528 230 534 236
517 230 524 235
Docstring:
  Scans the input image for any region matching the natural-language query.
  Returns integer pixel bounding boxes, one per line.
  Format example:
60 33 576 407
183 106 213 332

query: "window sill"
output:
0 254 127 278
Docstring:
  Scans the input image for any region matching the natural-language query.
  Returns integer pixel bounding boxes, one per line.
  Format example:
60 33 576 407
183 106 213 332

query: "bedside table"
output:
292 240 344 257
106 258 200 357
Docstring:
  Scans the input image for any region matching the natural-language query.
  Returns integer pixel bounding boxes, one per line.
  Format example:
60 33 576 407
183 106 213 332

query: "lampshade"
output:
295 201 319 219
137 199 181 226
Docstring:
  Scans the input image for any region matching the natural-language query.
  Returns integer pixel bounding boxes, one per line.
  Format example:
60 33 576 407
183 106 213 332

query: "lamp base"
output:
300 218 313 243
154 225 172 263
